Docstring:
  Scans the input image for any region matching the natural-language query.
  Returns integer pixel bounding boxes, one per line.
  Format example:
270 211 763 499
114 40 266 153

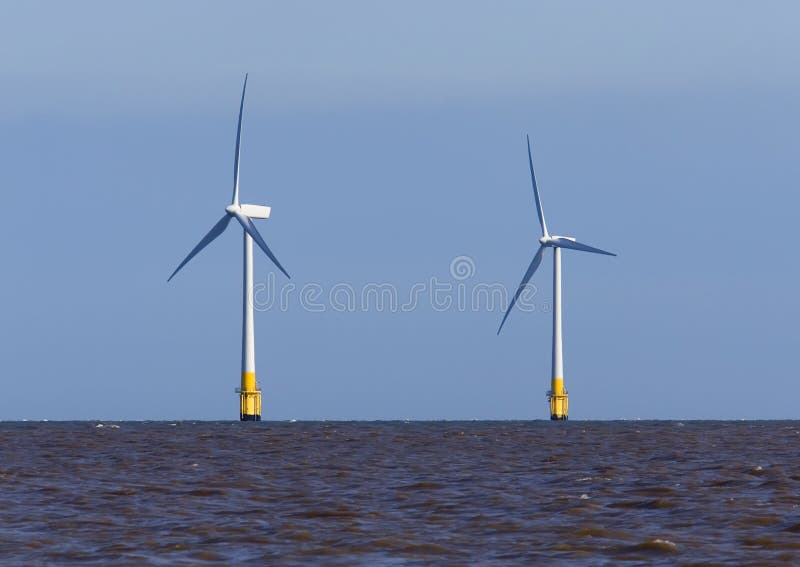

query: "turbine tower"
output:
498 135 615 420
168 74 290 421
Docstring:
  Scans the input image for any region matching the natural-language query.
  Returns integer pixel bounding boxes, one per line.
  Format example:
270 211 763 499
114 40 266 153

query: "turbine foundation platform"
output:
548 377 569 420
239 372 262 421
239 390 262 421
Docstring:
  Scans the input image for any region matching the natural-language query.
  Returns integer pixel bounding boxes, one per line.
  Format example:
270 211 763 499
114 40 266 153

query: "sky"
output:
0 1 798 420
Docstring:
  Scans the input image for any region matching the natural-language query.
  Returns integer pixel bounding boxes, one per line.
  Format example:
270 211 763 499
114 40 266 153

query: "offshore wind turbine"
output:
498 136 615 420
168 74 290 421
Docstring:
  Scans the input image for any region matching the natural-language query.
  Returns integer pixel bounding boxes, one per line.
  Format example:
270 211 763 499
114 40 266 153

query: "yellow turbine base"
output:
548 377 568 420
239 372 261 421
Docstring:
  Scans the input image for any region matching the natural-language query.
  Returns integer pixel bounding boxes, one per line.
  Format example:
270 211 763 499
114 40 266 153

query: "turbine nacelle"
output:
540 235 576 246
226 203 271 219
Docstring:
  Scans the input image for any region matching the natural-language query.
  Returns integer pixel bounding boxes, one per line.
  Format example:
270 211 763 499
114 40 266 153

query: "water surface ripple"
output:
1 421 799 564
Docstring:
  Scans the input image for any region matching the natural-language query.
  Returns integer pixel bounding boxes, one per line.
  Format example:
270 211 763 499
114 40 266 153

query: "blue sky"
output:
1 1 798 420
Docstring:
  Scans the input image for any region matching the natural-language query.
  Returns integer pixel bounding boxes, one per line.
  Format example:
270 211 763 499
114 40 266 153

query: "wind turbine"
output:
168 74 290 421
498 135 615 420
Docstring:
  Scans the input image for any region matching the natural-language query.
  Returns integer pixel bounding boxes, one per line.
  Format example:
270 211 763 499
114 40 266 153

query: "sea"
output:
1 421 798 565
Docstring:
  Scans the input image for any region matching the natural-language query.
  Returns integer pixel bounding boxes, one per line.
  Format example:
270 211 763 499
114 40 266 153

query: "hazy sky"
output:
1 1 798 420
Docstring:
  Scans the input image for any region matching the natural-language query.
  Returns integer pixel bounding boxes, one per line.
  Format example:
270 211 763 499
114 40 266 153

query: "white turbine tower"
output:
168 74 290 421
498 135 615 420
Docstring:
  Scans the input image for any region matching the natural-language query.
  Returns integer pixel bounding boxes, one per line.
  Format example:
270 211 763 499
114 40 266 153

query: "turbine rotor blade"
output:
168 215 233 281
552 238 616 256
497 245 546 334
233 212 291 279
232 73 248 205
527 135 549 237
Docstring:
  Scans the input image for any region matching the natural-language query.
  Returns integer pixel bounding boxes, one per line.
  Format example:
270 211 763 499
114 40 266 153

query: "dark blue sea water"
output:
1 421 799 565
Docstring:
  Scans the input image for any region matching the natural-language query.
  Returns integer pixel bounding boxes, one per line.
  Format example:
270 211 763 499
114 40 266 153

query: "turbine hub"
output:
225 204 240 215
